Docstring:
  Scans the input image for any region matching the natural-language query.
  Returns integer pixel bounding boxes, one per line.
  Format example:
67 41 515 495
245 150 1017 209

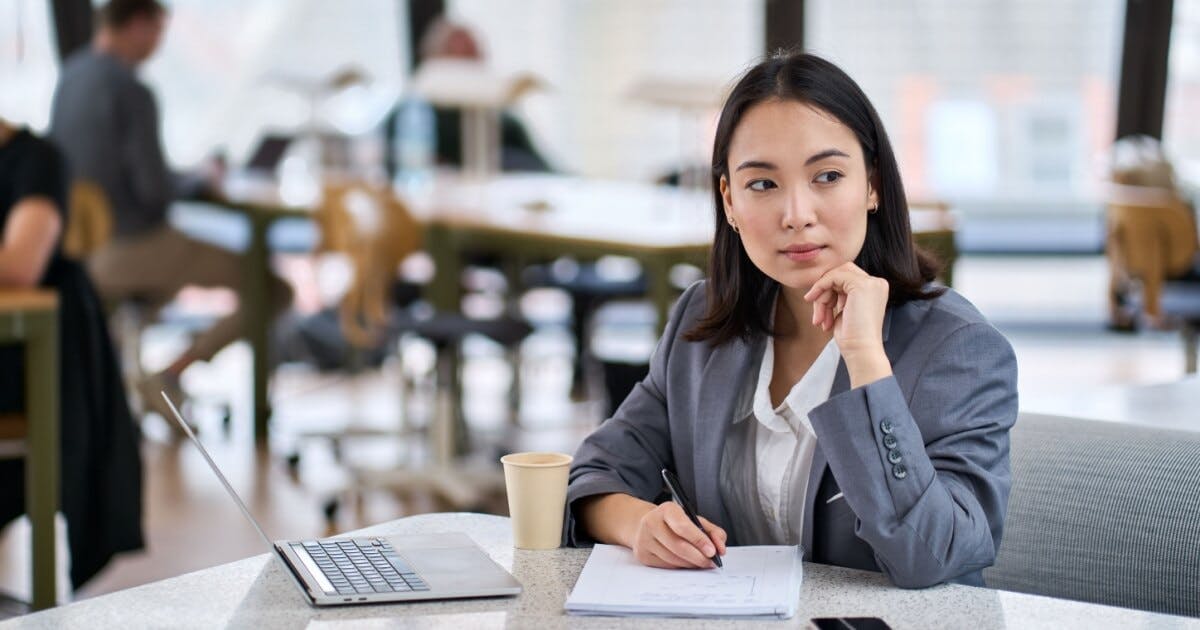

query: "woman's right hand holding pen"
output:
632 501 727 569
579 493 727 569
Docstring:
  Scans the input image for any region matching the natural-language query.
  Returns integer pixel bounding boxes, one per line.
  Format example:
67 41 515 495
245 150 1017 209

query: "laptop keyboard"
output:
301 538 430 595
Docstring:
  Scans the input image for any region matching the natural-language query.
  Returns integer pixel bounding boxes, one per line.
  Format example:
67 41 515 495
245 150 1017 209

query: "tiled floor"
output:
0 254 1190 609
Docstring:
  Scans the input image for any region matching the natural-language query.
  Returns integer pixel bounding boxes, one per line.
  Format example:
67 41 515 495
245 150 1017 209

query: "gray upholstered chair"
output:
984 412 1200 617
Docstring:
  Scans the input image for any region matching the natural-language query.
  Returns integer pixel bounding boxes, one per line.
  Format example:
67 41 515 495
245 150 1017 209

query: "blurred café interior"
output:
1 0 1199 623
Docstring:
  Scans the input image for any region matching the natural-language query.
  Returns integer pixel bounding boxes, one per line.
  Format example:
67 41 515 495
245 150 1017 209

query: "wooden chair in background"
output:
294 182 530 525
1106 187 1198 325
61 181 113 261
1106 185 1200 373
0 289 59 610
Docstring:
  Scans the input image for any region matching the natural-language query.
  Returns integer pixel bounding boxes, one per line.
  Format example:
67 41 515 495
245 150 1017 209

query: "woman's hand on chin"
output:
804 262 893 387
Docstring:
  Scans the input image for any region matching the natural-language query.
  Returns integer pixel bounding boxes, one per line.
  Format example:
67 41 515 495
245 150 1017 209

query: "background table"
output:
5 512 1196 629
1021 374 1200 433
218 174 958 444
0 289 59 610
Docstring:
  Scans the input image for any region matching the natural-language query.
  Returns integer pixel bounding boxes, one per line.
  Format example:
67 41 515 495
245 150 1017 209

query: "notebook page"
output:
565 544 802 618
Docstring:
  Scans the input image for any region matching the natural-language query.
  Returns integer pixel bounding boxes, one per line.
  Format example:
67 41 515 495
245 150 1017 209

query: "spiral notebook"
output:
564 544 803 619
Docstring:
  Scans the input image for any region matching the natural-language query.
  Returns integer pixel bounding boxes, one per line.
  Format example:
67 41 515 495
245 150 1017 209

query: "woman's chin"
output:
770 268 829 293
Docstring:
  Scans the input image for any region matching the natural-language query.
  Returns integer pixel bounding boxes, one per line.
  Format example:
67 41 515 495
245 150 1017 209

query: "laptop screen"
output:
161 393 276 551
245 134 293 173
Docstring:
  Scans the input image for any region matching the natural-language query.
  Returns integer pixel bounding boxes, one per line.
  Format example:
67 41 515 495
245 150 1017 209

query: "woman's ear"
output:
867 170 880 211
720 175 733 215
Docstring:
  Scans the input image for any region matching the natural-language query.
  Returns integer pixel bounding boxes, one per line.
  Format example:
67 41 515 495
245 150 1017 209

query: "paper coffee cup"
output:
500 452 573 549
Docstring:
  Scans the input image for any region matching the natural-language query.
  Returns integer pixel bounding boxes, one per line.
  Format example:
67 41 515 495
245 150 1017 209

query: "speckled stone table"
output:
4 513 1198 629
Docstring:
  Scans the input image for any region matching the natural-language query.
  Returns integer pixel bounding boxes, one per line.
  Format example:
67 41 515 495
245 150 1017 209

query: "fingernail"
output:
704 545 715 555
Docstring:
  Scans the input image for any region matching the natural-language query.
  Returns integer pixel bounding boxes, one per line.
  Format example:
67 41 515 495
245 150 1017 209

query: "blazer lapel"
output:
692 335 761 535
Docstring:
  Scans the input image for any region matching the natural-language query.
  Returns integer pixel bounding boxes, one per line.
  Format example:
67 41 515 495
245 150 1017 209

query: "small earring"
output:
868 205 878 214
727 218 740 233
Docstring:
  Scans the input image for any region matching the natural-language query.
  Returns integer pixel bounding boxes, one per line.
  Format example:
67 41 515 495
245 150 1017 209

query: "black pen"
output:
661 468 723 569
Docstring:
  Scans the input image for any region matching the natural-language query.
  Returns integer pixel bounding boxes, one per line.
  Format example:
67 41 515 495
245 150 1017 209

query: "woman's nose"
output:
782 191 818 230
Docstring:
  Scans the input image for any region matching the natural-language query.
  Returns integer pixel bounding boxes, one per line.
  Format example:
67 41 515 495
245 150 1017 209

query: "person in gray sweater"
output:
50 0 291 419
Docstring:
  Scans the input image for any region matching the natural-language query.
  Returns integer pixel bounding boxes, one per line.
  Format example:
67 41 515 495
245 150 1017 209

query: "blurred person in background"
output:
383 16 553 176
0 118 143 589
49 0 292 420
1106 135 1199 329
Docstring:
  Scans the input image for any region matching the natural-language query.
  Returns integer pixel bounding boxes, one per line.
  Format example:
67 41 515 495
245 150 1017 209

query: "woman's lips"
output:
781 245 825 262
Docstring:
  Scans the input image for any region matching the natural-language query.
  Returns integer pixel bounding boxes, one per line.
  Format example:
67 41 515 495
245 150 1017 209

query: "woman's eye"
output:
814 171 843 184
747 179 776 192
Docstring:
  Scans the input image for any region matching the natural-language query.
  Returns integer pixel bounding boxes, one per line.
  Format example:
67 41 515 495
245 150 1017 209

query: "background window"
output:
0 1 59 131
1165 0 1200 190
806 0 1125 251
449 0 764 180
143 0 406 168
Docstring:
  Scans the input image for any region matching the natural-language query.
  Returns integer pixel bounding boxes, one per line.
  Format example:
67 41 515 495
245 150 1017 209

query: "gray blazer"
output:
565 281 1018 588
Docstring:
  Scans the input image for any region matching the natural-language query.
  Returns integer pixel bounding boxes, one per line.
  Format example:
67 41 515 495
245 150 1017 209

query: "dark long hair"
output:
685 51 944 346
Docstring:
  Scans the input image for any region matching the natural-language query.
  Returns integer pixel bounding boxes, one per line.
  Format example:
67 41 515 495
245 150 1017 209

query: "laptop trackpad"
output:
405 547 515 592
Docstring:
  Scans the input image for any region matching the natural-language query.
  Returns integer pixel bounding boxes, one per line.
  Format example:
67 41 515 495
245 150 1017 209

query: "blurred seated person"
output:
384 17 553 175
49 0 292 415
1106 134 1199 329
0 119 144 588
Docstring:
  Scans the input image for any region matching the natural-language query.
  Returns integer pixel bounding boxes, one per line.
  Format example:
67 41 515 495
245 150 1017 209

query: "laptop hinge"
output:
274 543 319 603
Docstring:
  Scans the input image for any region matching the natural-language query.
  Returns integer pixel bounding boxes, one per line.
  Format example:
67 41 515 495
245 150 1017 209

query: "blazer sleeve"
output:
561 282 701 547
807 322 1018 588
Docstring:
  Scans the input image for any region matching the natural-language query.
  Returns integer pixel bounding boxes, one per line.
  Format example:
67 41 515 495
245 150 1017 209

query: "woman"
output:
0 119 144 588
564 53 1018 589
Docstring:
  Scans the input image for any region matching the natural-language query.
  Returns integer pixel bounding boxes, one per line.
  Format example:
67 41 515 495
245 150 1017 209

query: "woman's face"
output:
720 98 877 292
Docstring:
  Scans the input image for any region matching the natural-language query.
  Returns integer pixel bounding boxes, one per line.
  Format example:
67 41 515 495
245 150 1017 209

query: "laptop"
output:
161 393 523 607
243 134 293 174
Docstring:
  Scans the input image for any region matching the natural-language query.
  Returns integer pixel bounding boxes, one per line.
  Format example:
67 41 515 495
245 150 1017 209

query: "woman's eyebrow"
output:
734 159 776 172
735 149 850 172
805 148 851 165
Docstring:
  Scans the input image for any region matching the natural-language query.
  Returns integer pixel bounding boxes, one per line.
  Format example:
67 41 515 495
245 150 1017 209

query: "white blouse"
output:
719 334 840 545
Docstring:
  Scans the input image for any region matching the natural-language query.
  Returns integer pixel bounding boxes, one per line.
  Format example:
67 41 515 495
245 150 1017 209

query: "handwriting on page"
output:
606 545 774 604
635 571 759 604
565 544 802 618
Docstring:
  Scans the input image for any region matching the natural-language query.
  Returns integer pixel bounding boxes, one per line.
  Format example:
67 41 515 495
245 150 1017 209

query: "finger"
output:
698 517 728 555
661 509 718 565
660 503 709 549
660 522 717 568
636 522 690 568
823 297 836 331
640 544 684 569
803 278 827 302
812 289 835 326
805 267 851 300
809 266 862 298
811 290 832 327
805 278 834 302
648 531 707 568
828 294 847 331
